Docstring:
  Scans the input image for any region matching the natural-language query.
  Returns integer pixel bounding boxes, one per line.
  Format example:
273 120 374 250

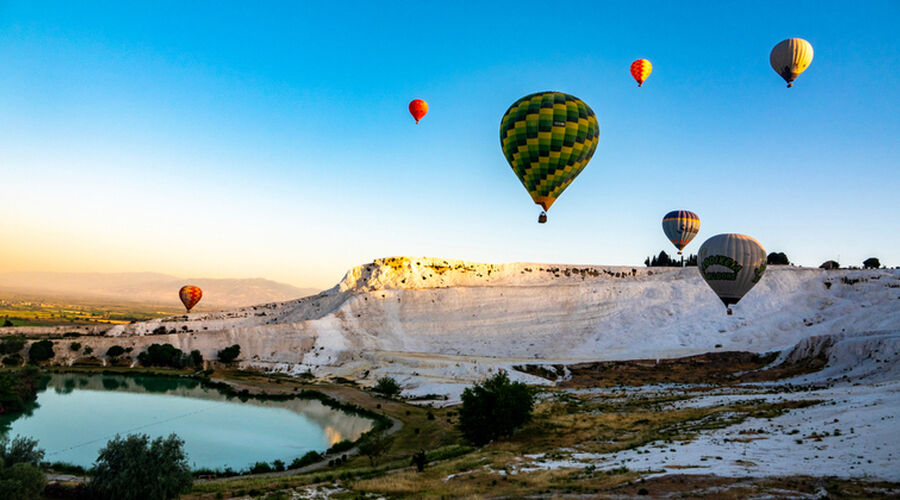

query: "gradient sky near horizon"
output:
2 1 899 289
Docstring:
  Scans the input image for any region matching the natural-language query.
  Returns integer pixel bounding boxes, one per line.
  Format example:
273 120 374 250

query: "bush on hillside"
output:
28 340 55 362
289 451 322 469
457 370 534 446
863 257 881 269
106 346 126 358
0 336 26 355
767 252 790 265
217 344 241 363
645 251 697 267
372 376 402 398
137 344 192 369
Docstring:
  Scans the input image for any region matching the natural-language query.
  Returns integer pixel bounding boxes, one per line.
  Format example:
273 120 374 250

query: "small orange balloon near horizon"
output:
409 99 428 124
179 285 202 312
630 59 652 87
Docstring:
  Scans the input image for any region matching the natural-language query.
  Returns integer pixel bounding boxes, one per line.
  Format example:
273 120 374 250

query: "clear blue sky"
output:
1 1 898 288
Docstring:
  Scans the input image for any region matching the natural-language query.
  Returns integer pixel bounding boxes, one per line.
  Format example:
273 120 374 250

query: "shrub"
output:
326 440 354 454
358 430 393 466
0 435 45 467
2 354 22 366
70 342 82 352
62 332 82 338
1 318 13 327
0 461 46 499
864 257 881 269
272 459 285 472
28 340 55 362
217 344 241 363
83 346 94 355
106 346 125 358
457 370 535 446
0 336 26 355
90 433 192 500
249 461 272 474
137 344 189 368
190 350 203 367
289 451 322 469
372 376 402 398
767 252 790 265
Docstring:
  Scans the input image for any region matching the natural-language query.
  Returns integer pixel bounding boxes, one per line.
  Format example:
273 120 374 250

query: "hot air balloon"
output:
662 210 700 257
409 99 428 124
697 234 767 315
179 285 202 313
499 91 599 223
770 38 813 88
630 59 652 87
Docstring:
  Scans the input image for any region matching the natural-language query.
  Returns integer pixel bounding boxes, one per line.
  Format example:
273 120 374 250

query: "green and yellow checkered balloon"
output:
500 91 599 213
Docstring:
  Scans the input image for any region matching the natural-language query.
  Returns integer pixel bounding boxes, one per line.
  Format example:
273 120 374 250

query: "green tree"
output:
106 345 126 358
358 430 393 466
27 340 54 362
0 460 46 500
189 350 203 367
0 337 25 355
457 371 534 446
90 433 193 500
0 435 44 467
372 376 402 398
217 344 241 363
767 252 790 265
138 344 189 368
0 436 46 500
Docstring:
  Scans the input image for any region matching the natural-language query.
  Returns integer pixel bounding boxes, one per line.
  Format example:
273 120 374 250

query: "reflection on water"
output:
0 374 373 470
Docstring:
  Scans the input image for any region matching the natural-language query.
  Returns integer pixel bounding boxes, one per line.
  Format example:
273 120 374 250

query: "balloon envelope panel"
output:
500 91 599 211
662 210 700 251
697 234 767 306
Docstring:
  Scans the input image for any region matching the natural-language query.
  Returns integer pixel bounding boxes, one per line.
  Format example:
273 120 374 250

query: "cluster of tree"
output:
137 344 202 369
1 431 193 500
217 344 240 363
372 376 402 398
29 340 55 363
0 336 26 366
0 436 46 499
457 370 535 446
820 257 883 270
90 434 193 500
644 251 697 267
766 252 790 265
0 366 43 414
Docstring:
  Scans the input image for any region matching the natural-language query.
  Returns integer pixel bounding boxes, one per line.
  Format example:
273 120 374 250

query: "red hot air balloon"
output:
409 99 428 124
179 285 202 312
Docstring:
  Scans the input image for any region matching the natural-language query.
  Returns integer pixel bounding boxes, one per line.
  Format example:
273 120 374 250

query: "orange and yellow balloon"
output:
408 99 428 124
630 59 652 87
179 285 202 312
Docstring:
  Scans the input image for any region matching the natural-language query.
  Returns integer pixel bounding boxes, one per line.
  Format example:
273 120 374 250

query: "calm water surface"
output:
0 374 373 470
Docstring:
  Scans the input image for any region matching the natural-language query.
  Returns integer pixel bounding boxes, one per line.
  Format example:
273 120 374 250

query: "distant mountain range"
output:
0 271 319 309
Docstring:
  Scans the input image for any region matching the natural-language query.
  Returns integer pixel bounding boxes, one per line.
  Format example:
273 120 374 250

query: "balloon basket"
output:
726 307 733 316
538 212 547 224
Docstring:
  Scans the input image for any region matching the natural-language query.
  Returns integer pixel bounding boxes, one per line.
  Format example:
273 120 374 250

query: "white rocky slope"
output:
59 257 895 399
